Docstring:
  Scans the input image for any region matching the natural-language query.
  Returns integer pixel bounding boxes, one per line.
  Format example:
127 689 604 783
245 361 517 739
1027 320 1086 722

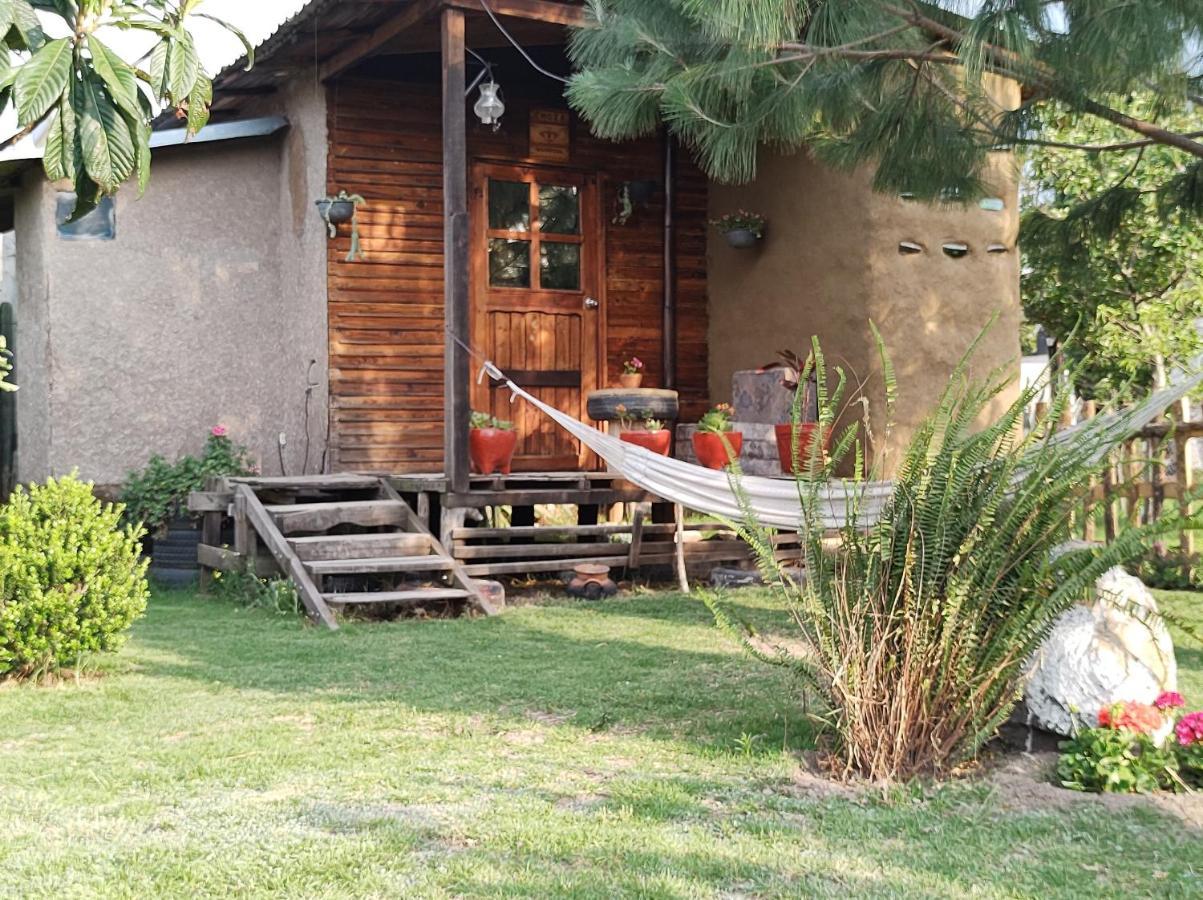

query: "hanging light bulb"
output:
474 81 505 129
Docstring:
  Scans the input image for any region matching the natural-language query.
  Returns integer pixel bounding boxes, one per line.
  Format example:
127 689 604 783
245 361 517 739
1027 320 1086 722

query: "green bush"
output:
1058 727 1179 794
711 327 1196 781
120 429 255 537
1133 550 1203 592
0 474 149 679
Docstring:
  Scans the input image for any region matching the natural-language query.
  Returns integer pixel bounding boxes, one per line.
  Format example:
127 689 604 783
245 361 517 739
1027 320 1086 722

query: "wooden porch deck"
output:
191 472 799 624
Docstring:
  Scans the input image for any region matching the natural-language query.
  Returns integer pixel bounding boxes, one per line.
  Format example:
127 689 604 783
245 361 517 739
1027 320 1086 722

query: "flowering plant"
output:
622 356 644 375
697 403 735 434
1059 692 1203 793
710 210 766 238
1097 701 1164 734
120 428 255 537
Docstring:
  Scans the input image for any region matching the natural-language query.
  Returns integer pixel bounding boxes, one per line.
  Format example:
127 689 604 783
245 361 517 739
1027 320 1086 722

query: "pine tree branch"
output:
881 2 1203 161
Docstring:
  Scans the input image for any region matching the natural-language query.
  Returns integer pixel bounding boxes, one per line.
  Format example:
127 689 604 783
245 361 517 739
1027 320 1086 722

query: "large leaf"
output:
42 93 77 182
76 73 136 192
185 73 210 135
0 0 14 40
147 40 169 98
133 119 151 196
167 36 199 105
88 36 142 123
14 36 71 125
8 0 45 51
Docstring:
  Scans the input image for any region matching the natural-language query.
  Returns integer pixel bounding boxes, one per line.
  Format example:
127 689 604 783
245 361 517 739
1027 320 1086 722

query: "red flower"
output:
1177 711 1203 747
1154 691 1185 711
1098 701 1164 734
211 425 229 438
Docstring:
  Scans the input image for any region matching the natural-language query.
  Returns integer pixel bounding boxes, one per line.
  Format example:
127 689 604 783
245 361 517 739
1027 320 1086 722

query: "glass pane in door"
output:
539 242 581 290
488 180 531 231
489 238 531 287
538 184 580 235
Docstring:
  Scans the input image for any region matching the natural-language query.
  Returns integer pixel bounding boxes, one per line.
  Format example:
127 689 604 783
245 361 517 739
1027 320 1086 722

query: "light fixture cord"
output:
478 0 570 84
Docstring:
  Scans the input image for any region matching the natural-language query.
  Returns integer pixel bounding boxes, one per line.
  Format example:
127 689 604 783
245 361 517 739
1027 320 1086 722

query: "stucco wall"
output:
14 77 330 488
707 148 1020 472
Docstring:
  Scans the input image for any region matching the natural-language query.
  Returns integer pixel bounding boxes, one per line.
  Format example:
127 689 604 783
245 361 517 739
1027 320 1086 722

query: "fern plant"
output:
708 326 1200 782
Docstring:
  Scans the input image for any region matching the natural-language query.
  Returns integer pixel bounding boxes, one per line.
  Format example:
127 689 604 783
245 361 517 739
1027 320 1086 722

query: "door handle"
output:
584 296 600 310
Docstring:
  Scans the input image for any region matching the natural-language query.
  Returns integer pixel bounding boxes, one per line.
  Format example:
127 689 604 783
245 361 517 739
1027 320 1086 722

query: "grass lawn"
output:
1 586 1201 898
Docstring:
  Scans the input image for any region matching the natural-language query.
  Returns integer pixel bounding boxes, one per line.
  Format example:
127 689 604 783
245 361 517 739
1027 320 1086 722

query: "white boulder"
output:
1023 566 1178 737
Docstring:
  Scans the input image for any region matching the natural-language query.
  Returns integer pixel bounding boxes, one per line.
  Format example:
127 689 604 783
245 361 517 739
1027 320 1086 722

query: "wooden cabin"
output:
3 0 1021 597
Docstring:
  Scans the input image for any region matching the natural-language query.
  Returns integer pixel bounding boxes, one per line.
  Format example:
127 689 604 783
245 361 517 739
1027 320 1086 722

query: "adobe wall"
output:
13 65 331 490
707 147 1020 473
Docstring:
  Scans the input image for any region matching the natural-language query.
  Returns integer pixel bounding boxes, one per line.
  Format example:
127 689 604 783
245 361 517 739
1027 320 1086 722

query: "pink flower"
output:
1177 711 1203 747
1155 691 1185 710
211 425 228 438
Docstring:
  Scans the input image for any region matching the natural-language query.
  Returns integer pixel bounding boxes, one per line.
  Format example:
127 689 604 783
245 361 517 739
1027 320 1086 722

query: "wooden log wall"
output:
327 77 708 473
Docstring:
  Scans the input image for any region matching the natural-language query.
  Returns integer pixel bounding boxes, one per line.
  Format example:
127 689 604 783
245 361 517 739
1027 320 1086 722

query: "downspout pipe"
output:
662 132 677 391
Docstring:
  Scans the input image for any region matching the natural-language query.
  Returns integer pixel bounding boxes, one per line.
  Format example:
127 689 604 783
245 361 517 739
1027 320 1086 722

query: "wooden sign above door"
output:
529 108 571 163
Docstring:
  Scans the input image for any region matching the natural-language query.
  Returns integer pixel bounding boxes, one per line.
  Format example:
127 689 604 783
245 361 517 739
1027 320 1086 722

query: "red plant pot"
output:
470 427 518 475
774 423 829 474
620 429 671 456
692 431 743 469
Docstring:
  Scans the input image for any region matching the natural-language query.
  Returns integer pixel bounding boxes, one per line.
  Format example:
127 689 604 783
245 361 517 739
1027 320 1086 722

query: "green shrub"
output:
1058 727 1179 793
711 327 1196 781
0 474 149 679
1133 550 1203 592
120 429 255 537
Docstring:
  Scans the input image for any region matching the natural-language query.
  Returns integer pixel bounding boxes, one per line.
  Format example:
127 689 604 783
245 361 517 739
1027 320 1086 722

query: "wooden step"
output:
288 532 433 562
323 588 470 605
306 555 454 575
266 500 408 534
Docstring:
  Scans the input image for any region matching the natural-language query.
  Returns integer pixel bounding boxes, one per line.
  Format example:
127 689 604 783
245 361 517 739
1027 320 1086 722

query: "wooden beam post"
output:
442 6 471 495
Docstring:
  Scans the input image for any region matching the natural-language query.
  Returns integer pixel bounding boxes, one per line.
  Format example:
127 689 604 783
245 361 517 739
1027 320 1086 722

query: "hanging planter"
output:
711 210 767 249
316 190 366 262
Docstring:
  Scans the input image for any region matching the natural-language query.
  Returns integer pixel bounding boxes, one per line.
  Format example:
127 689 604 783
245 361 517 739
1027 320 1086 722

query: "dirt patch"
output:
981 752 1203 828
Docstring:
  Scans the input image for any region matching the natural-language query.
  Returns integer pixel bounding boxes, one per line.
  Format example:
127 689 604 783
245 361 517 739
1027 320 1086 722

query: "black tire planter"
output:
586 388 679 422
149 519 201 586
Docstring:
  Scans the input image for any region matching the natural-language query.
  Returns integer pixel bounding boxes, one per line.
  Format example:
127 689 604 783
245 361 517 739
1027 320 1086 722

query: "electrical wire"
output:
478 0 570 84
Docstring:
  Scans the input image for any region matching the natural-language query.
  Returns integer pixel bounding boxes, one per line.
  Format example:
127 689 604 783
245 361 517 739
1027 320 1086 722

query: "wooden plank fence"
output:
1040 399 1201 554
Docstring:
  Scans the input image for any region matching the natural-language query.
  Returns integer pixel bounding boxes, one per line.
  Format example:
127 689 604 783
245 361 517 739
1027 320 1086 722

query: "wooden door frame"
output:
468 160 605 470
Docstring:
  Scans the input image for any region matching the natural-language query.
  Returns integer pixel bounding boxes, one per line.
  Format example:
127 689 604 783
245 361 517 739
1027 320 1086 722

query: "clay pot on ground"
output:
619 373 644 389
774 423 829 474
692 431 743 469
620 429 671 456
469 427 518 475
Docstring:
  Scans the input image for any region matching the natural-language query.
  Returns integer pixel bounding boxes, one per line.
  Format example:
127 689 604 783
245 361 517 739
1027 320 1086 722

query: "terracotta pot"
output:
620 429 671 456
692 431 743 469
619 373 644 389
774 423 829 475
469 427 518 475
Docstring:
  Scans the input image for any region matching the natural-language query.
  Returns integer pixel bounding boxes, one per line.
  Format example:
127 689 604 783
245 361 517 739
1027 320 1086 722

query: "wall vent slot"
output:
941 242 969 258
898 241 925 255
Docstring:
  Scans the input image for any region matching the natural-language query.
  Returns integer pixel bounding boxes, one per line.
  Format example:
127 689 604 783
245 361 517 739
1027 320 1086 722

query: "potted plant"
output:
615 406 671 456
692 403 742 469
120 426 256 584
316 190 366 262
711 210 767 249
771 354 829 474
469 410 518 475
619 356 644 389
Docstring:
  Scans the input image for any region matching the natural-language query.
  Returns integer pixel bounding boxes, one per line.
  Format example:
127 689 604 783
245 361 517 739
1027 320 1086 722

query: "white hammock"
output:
483 362 1202 531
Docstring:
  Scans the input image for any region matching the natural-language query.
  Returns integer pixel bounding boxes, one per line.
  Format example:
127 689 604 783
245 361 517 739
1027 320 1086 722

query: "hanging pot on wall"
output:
315 198 355 226
724 228 760 249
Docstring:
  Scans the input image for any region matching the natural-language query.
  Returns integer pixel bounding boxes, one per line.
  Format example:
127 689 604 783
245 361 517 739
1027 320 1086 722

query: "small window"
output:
488 180 530 231
540 241 581 290
56 194 116 241
489 238 531 287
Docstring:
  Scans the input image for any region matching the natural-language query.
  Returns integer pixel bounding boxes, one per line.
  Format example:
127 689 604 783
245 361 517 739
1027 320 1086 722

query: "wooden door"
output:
470 163 601 471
